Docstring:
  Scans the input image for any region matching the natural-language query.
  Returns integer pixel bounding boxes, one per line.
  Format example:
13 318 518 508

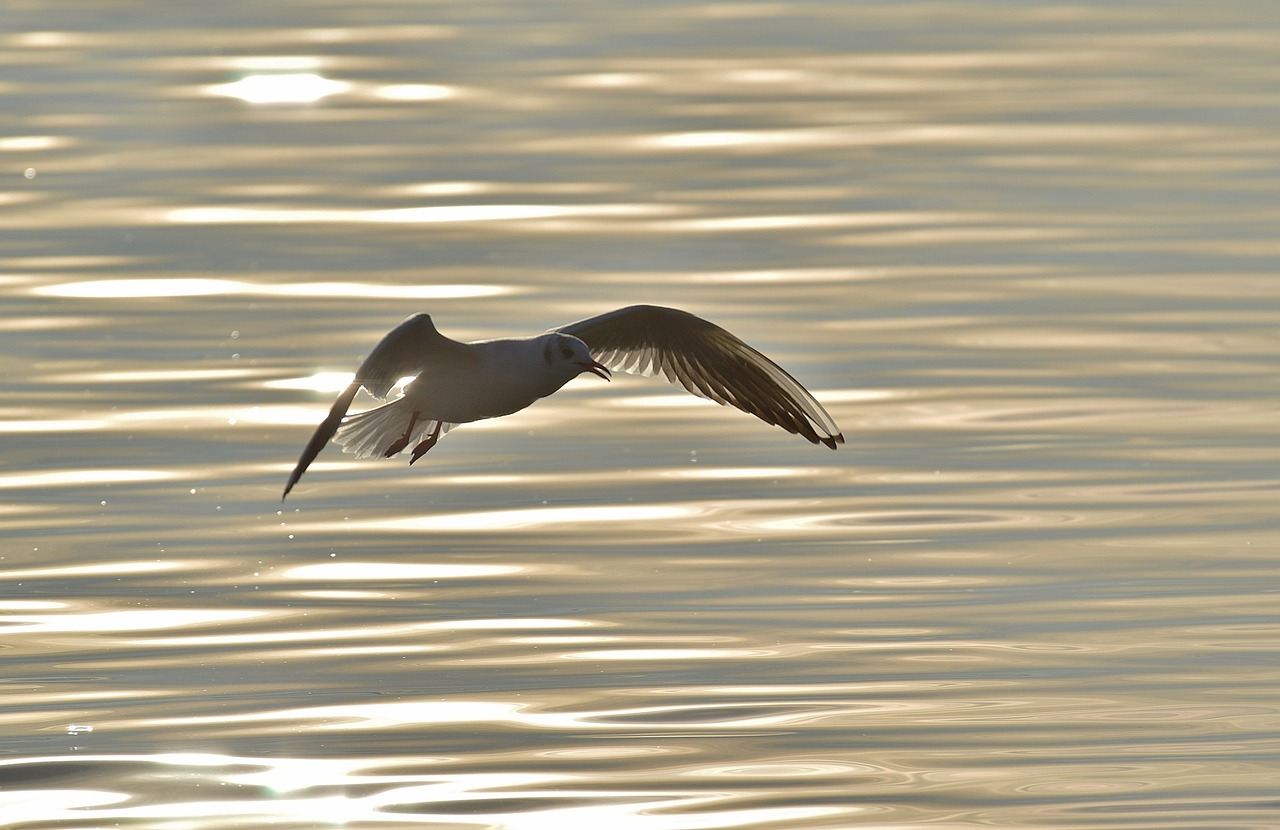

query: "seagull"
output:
282 305 843 498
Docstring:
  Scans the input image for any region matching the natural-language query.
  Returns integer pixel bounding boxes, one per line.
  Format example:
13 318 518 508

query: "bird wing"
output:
350 313 448 400
282 313 451 499
556 305 844 449
282 376 361 500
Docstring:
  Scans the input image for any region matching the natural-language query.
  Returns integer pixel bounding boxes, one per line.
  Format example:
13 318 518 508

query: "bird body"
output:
283 305 842 498
399 334 588 424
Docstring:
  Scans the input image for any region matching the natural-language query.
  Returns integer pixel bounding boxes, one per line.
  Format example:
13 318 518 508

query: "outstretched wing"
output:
350 313 446 400
282 313 448 499
556 305 843 449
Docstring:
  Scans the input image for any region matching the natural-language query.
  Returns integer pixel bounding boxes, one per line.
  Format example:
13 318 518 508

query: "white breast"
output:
400 337 574 424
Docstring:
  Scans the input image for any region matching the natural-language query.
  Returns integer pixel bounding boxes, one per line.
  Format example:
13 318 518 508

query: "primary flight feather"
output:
282 305 843 498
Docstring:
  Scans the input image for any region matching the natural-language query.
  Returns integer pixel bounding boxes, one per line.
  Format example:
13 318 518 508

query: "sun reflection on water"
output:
0 469 175 489
0 753 853 828
4 608 262 633
210 73 350 104
307 504 700 533
163 202 673 225
34 278 508 300
284 562 524 581
0 560 184 579
375 83 457 101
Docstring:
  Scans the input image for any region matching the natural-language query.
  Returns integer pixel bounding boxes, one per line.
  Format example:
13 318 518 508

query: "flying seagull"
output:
282 305 843 498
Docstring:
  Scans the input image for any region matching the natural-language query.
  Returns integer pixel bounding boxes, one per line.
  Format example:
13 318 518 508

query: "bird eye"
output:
560 346 573 359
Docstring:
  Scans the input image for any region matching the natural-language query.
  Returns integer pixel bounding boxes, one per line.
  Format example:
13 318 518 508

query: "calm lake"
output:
2 1 1279 827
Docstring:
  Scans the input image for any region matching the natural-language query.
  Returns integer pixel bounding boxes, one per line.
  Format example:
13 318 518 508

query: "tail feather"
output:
334 398 455 459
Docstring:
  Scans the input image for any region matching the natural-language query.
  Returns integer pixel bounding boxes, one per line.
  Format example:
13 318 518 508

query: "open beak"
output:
579 359 611 381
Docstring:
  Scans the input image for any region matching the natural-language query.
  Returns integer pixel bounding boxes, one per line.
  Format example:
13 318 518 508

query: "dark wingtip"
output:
279 379 362 503
282 469 301 500
807 431 844 450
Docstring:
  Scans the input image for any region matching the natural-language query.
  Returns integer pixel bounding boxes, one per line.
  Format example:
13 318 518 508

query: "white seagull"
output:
282 305 843 498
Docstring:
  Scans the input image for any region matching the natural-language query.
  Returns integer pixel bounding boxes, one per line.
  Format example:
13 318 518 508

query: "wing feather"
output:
354 313 448 400
334 398 457 459
557 305 843 448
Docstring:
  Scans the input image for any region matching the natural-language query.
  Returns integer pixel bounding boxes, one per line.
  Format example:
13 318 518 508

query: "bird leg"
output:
409 420 443 465
383 410 421 457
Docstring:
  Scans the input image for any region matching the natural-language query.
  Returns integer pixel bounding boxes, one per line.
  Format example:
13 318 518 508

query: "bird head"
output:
544 334 610 381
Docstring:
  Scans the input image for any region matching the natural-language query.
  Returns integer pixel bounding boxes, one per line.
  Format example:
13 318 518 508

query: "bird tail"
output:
334 398 455 459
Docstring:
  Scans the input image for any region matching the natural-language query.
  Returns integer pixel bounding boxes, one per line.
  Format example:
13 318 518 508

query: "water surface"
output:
2 1 1280 828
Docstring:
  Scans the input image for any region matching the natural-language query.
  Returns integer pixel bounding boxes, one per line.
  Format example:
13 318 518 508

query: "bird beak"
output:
579 359 611 381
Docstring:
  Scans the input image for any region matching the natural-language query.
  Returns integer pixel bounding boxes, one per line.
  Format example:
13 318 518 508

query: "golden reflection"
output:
691 761 863 778
839 224 1082 247
657 210 977 234
316 504 697 533
0 790 128 824
5 608 261 633
0 469 173 489
148 700 530 730
658 466 814 480
105 404 312 428
599 392 723 410
35 278 244 298
400 180 490 196
416 618 595 631
644 128 814 149
739 508 1053 535
690 267 867 283
215 756 390 794
0 193 38 209
0 561 180 581
0 255 138 269
54 368 260 383
0 753 856 826
284 562 522 581
257 281 508 299
130 625 396 649
565 648 767 661
0 417 105 433
210 73 350 104
394 180 619 197
288 590 387 600
817 389 894 404
163 202 667 225
34 278 507 300
9 31 82 47
22 403 337 433
556 71 656 88
0 135 70 151
145 697 877 735
266 372 359 394
528 120 1193 159
419 465 834 488
375 83 456 101
0 600 66 611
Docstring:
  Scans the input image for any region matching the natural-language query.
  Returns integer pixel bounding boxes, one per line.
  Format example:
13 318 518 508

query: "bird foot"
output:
383 411 420 457
409 422 443 465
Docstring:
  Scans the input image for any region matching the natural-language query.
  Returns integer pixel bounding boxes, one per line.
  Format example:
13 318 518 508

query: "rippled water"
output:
3 1 1280 827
